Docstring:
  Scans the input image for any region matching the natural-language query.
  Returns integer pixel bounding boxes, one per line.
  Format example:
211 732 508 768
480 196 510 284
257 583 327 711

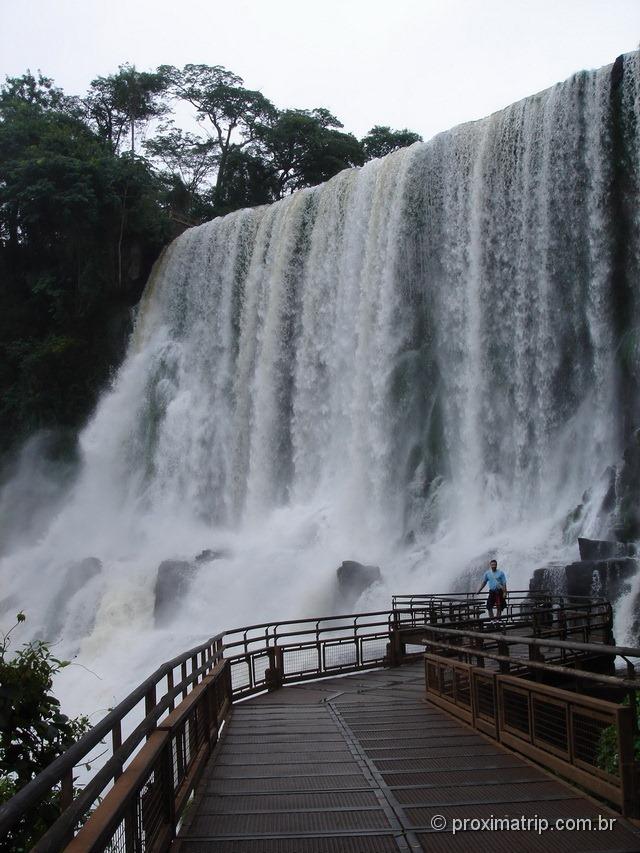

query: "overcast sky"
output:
1 0 639 141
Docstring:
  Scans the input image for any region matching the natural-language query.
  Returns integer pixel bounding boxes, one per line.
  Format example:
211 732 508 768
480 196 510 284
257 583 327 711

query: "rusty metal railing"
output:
0 590 631 851
421 624 640 817
0 606 415 852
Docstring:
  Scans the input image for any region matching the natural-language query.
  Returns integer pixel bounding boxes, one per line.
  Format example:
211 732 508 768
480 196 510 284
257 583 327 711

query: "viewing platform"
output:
2 592 640 851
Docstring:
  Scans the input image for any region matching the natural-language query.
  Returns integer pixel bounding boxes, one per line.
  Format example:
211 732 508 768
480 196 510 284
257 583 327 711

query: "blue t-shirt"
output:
484 570 506 591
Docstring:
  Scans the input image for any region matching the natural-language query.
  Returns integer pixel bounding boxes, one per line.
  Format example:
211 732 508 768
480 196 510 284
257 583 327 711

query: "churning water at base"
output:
2 53 640 716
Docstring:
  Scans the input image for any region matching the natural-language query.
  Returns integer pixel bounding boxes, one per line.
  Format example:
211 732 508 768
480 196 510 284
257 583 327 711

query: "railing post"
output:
167 669 175 713
124 801 137 852
181 661 188 699
112 721 123 779
265 645 284 691
145 685 157 742
162 734 177 844
60 766 74 813
617 702 640 817
473 635 485 668
528 643 544 681
558 602 567 640
497 639 510 674
387 611 404 667
225 656 233 704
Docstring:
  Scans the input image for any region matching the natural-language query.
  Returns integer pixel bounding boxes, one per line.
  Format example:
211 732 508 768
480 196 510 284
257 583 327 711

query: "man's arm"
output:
477 578 487 594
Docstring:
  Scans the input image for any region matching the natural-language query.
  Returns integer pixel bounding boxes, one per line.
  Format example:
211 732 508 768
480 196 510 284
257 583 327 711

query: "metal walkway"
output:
174 662 640 852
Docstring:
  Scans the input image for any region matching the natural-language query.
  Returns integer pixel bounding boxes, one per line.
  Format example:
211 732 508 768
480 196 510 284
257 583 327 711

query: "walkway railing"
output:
421 624 640 816
0 606 420 852
0 590 634 851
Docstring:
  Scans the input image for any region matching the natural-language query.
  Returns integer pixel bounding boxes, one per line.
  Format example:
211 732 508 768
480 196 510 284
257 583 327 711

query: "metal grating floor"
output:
174 662 640 852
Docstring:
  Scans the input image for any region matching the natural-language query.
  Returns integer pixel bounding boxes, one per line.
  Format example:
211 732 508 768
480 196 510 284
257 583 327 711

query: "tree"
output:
0 74 170 448
144 122 218 219
0 71 73 114
362 125 422 160
0 614 90 852
84 63 168 155
256 108 365 198
160 64 276 209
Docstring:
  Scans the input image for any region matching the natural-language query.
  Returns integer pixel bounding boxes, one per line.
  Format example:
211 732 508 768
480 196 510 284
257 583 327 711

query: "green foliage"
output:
0 74 170 449
0 63 422 454
596 692 640 775
160 63 276 209
256 108 365 197
84 63 168 155
362 125 422 160
0 614 90 852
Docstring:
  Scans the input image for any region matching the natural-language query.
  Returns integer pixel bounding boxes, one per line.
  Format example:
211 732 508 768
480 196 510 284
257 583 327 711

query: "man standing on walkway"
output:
477 559 507 621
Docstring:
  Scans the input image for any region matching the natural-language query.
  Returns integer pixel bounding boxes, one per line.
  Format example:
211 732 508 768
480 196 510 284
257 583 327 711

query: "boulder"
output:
194 548 231 563
578 538 634 561
613 429 640 541
564 558 637 601
336 561 382 607
154 560 197 624
528 563 567 597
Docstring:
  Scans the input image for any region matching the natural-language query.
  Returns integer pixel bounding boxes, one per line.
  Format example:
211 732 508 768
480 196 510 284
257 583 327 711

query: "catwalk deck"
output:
174 662 640 852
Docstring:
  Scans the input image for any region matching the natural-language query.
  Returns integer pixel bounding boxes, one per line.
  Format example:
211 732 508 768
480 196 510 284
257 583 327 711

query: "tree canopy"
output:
362 125 423 160
0 63 422 454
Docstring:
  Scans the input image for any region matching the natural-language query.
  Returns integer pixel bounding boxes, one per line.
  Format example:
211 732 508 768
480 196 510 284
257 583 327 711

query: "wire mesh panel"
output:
104 817 127 853
532 696 569 758
101 749 171 853
324 640 358 671
360 635 387 663
440 665 454 698
454 669 471 708
474 674 496 721
572 709 618 777
251 651 270 688
502 685 531 737
171 730 184 792
282 643 320 677
138 757 167 852
425 660 439 693
230 658 251 692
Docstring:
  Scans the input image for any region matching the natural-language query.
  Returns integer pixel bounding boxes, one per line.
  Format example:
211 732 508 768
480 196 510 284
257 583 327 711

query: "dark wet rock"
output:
630 591 640 646
154 560 197 623
195 548 231 563
564 558 637 600
46 557 103 640
336 561 382 607
528 563 568 597
530 557 637 603
578 538 635 560
614 430 640 541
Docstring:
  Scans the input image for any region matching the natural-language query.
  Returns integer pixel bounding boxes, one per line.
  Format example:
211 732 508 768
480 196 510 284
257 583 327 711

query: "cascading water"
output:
1 53 640 715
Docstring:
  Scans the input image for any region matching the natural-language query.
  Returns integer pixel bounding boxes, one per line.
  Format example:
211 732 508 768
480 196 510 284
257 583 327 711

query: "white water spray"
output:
1 54 640 715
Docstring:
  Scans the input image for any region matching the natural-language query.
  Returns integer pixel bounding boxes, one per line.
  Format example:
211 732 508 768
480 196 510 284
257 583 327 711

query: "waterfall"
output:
1 52 639 713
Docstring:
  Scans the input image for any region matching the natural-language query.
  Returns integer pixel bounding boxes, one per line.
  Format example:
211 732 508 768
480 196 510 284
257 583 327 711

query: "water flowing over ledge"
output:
1 52 639 715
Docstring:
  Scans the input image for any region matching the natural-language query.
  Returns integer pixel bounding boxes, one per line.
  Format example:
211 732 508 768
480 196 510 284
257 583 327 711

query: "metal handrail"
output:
0 589 624 850
415 623 640 662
